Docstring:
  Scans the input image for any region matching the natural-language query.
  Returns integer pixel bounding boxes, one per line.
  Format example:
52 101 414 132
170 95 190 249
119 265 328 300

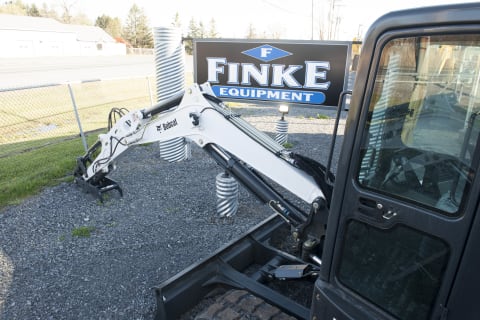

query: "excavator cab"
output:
313 4 480 320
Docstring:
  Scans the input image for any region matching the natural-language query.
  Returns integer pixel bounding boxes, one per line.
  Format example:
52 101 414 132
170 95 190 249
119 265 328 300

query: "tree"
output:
70 12 91 25
246 23 257 39
184 17 199 54
39 3 59 20
268 27 283 39
106 17 122 38
208 18 219 38
187 17 200 38
95 14 110 29
183 16 219 54
171 12 181 28
198 21 206 38
26 3 40 17
96 14 122 38
123 4 153 48
0 0 27 15
59 0 78 24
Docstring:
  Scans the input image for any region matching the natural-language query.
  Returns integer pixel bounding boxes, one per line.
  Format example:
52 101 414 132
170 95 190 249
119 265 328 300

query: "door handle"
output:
358 197 398 220
382 210 398 220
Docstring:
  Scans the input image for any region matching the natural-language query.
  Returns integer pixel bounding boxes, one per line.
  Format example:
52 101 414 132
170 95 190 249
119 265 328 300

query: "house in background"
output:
0 14 126 57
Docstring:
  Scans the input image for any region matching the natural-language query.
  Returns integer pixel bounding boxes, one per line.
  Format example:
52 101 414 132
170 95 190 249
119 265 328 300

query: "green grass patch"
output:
1 138 59 156
0 135 98 210
282 142 294 149
306 113 330 120
316 113 330 120
71 226 96 237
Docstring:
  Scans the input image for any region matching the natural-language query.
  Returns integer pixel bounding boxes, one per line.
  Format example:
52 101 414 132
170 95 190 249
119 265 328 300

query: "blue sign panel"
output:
211 85 326 104
194 40 350 106
242 45 292 62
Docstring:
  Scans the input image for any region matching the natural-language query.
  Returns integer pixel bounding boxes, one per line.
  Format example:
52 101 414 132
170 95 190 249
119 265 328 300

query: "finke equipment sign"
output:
194 40 350 106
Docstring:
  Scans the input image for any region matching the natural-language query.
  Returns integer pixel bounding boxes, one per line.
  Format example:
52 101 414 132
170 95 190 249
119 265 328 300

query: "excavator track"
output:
188 290 297 320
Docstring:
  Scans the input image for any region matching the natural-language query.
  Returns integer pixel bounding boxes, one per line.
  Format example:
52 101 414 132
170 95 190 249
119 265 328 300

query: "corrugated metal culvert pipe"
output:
154 27 190 162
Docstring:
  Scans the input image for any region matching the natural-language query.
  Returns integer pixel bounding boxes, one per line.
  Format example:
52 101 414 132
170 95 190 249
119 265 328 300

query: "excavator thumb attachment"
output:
74 174 123 202
73 141 123 202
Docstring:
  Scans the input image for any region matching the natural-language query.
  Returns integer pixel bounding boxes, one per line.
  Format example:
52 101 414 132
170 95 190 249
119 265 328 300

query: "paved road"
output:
0 55 158 89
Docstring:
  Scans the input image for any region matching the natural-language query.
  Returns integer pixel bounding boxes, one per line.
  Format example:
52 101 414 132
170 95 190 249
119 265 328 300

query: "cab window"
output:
358 35 480 215
339 220 449 320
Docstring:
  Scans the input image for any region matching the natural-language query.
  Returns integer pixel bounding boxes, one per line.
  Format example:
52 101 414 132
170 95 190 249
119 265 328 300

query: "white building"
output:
0 14 126 57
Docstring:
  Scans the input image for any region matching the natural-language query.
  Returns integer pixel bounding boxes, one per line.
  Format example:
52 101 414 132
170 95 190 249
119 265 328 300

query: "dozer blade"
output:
154 214 314 320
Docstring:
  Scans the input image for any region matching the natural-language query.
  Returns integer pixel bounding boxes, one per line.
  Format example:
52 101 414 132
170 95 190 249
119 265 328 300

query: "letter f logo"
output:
260 47 272 58
242 45 292 62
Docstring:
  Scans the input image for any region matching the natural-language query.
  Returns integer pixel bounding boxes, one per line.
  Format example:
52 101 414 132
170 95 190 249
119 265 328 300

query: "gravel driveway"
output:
0 104 346 320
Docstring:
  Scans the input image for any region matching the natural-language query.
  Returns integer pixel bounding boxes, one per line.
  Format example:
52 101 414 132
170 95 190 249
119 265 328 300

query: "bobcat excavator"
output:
74 3 480 319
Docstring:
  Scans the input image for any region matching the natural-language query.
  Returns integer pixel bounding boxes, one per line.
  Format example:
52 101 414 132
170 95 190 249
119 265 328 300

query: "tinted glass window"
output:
338 220 449 320
358 35 480 214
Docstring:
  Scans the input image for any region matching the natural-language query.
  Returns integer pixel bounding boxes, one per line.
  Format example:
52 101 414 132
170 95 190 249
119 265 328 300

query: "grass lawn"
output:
0 135 98 209
0 76 160 209
0 73 195 210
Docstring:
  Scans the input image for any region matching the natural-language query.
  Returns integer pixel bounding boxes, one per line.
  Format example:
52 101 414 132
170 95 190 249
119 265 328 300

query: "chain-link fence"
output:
0 77 157 158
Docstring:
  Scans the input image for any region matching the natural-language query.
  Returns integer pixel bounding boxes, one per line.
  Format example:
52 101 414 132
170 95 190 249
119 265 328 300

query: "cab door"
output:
313 9 480 320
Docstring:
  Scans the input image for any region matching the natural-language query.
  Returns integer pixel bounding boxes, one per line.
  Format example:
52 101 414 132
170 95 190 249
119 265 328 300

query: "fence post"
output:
68 83 88 152
146 76 154 106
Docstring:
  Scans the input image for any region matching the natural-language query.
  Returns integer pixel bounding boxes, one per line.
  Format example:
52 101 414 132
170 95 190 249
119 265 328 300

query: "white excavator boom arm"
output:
75 83 331 232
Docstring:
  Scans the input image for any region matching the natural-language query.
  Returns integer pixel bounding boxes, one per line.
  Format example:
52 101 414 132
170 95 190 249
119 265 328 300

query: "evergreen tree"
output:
26 3 40 17
184 16 219 54
187 17 200 38
208 18 219 38
184 17 200 54
95 14 122 38
107 17 122 38
198 21 206 38
95 14 111 30
171 12 181 28
123 4 153 48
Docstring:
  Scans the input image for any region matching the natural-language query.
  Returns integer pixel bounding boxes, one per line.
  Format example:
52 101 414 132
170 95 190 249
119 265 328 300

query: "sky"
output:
22 0 480 40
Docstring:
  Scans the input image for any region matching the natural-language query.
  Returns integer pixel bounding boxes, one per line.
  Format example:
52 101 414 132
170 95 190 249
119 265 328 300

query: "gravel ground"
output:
0 104 346 320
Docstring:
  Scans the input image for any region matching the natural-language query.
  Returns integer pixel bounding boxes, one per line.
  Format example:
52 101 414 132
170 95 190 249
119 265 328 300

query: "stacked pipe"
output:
215 172 239 218
154 27 190 162
275 119 289 145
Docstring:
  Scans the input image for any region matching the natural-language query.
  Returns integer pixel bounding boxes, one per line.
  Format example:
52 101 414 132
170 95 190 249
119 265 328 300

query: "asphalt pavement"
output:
0 55 158 89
